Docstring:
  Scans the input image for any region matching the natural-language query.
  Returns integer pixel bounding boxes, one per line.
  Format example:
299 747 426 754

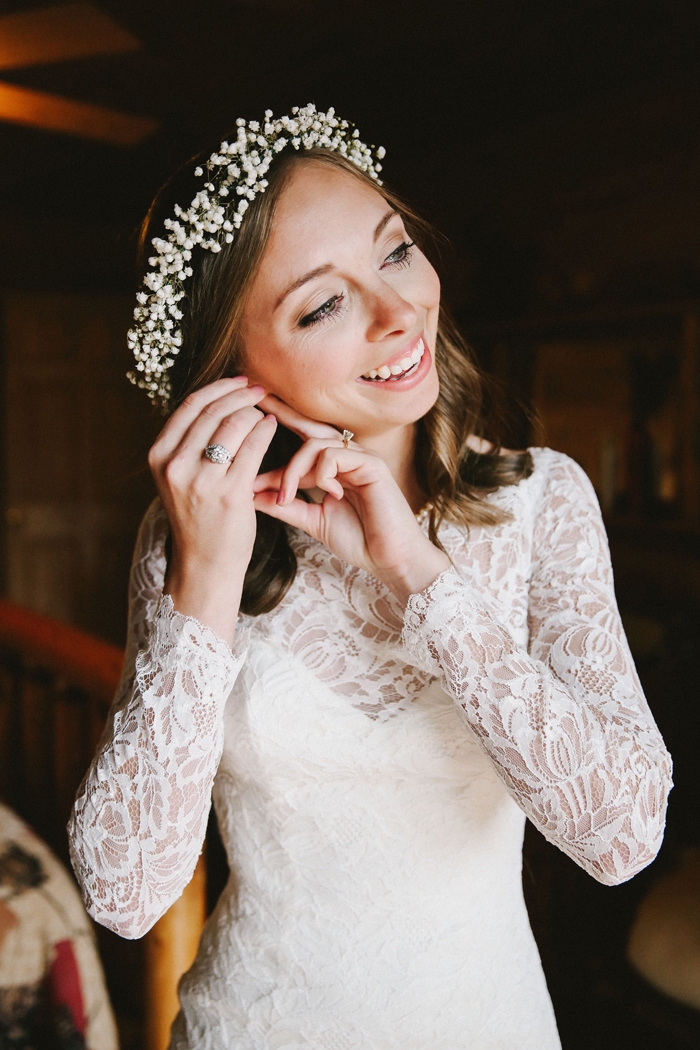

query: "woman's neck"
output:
356 422 425 513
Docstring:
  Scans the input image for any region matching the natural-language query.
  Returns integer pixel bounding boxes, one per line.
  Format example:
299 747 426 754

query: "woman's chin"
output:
347 374 440 436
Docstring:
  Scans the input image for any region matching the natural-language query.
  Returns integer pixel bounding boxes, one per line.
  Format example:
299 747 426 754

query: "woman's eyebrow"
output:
373 208 398 242
274 263 334 310
274 209 400 311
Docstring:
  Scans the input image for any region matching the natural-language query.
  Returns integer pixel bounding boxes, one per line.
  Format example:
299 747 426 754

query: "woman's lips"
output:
361 336 425 380
356 341 432 391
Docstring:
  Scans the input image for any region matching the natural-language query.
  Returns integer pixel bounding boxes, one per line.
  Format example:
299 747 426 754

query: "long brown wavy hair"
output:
139 145 533 615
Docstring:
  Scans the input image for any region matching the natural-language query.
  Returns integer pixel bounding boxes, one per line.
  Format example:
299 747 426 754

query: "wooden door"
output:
1 293 159 645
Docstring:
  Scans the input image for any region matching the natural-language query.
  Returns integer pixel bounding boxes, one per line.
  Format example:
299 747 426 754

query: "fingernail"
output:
249 385 265 395
265 413 277 422
276 490 285 505
231 375 248 381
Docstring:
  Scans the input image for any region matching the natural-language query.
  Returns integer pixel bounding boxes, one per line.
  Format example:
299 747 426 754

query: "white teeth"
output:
361 338 427 380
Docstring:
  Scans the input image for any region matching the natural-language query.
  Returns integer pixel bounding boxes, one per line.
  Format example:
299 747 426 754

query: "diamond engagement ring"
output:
341 430 354 448
204 443 233 465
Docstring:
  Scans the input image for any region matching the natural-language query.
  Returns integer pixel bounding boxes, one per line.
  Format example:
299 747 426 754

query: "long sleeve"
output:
402 454 672 886
68 500 249 938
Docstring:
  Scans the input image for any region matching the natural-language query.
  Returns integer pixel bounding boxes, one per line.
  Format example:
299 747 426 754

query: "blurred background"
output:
0 1 698 1048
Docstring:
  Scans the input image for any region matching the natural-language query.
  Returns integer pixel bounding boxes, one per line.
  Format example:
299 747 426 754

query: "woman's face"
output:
240 160 441 441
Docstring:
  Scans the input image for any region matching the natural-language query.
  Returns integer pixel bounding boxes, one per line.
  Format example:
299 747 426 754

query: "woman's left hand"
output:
253 395 450 603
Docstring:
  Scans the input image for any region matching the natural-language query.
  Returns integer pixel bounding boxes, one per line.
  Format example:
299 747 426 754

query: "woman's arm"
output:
68 501 248 939
402 454 672 886
69 378 277 937
251 401 671 885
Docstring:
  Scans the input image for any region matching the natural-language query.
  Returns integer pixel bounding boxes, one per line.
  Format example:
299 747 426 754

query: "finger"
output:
277 440 372 506
227 414 278 487
314 448 346 500
253 489 324 535
151 377 249 462
201 406 267 467
253 465 318 495
255 485 361 544
252 466 284 493
176 385 267 462
276 437 342 505
163 406 265 495
259 393 342 442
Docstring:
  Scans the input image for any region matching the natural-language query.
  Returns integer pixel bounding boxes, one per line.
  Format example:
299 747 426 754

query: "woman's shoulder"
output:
466 437 595 507
526 446 597 500
524 447 604 542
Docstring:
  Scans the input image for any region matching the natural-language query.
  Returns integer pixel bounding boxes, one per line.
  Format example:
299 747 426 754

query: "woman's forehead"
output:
247 163 396 311
272 160 390 242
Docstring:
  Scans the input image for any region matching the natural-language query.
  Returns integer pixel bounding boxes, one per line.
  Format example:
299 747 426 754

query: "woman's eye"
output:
383 240 416 269
299 293 345 328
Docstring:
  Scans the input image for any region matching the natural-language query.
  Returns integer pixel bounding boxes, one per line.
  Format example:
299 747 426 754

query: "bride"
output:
69 105 672 1048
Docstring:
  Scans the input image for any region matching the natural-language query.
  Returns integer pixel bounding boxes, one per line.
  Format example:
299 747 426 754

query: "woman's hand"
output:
148 377 277 643
253 395 449 604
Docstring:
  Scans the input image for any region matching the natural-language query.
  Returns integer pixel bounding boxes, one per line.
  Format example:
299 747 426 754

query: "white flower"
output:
128 104 386 410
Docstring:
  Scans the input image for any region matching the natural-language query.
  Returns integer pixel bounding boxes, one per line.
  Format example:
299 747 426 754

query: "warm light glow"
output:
0 82 157 145
0 2 140 71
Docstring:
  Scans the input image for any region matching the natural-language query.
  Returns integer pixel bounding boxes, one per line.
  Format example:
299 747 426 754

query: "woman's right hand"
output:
147 377 277 644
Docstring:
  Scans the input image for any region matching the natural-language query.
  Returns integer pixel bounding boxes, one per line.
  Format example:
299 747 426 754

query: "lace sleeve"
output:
68 500 249 939
402 455 672 886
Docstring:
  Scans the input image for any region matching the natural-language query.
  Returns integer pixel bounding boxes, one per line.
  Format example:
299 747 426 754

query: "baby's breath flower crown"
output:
127 104 385 411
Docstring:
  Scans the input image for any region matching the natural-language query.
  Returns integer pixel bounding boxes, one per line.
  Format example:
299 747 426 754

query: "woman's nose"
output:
365 283 419 342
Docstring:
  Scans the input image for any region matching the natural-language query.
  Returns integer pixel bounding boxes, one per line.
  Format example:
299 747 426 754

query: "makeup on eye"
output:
299 293 346 328
381 240 415 269
296 240 417 329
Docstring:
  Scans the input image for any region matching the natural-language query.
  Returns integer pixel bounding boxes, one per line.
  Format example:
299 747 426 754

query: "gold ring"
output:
341 429 354 448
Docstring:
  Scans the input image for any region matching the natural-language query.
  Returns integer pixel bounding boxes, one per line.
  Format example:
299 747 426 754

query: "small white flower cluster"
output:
127 104 386 410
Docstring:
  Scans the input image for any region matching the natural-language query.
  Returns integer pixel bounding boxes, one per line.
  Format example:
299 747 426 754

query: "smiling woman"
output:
68 107 672 1050
146 144 532 615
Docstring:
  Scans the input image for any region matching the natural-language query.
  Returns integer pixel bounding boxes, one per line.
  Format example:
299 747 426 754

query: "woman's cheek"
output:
422 262 441 310
275 348 337 411
400 260 440 321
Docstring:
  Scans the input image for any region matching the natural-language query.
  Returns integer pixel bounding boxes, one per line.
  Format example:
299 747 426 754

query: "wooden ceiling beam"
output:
0 2 140 71
0 81 157 146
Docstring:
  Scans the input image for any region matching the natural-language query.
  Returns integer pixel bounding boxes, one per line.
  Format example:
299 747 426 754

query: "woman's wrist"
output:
382 542 451 606
164 563 245 646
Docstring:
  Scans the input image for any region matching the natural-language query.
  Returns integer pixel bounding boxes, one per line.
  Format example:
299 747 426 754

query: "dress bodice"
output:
253 459 533 723
68 448 672 1049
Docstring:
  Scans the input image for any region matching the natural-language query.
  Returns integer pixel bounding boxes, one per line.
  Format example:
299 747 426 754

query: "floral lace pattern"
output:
69 449 671 949
402 454 671 885
69 506 246 936
403 565 669 885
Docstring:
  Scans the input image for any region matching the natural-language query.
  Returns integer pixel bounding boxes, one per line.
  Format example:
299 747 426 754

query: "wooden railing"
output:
0 597 206 1050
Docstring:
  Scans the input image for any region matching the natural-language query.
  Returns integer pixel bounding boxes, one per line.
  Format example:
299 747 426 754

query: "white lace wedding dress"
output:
69 448 672 1049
